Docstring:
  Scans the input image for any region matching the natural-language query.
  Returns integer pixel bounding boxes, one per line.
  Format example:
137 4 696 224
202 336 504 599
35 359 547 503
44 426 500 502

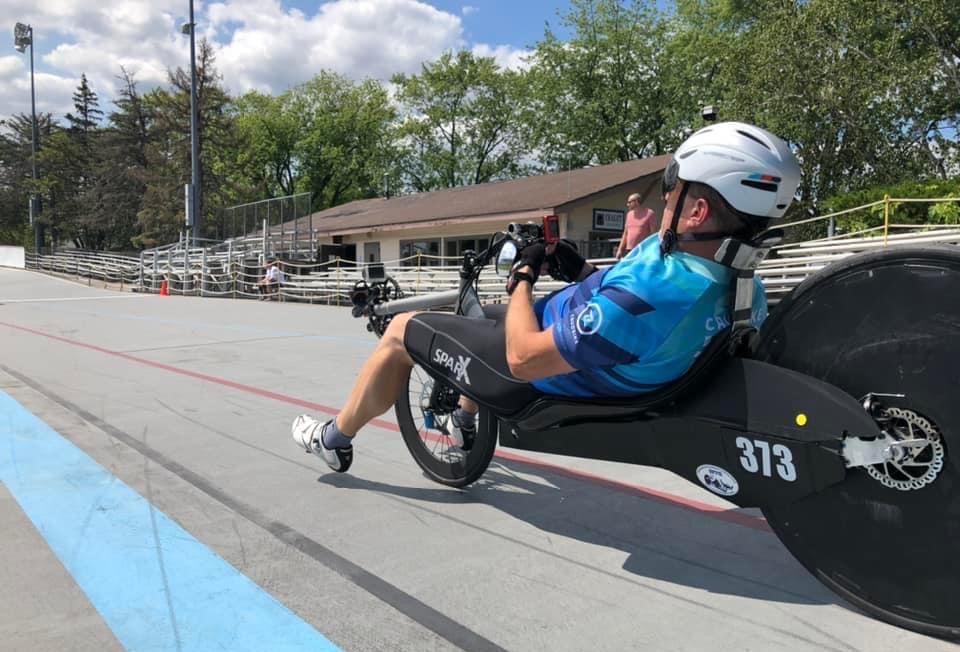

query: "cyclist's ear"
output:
687 197 711 226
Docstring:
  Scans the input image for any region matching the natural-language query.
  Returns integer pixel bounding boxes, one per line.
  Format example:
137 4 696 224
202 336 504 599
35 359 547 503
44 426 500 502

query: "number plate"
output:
734 435 798 482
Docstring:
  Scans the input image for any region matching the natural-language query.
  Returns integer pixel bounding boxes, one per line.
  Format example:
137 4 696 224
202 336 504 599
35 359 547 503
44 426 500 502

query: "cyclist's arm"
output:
505 271 575 381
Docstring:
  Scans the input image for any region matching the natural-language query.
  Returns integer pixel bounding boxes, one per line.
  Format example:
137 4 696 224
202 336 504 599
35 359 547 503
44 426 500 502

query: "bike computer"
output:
363 263 386 283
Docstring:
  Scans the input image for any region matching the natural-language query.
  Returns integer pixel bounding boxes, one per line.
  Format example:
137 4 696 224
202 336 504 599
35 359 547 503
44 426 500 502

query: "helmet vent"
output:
741 179 777 192
737 130 771 150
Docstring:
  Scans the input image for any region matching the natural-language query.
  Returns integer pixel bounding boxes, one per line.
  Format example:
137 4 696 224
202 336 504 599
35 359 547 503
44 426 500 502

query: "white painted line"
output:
0 295 148 303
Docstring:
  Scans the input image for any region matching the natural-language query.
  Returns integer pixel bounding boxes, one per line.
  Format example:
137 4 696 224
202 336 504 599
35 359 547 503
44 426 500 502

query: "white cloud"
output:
2 0 189 121
0 56 25 80
462 5 478 15
209 0 464 95
0 0 528 124
471 43 532 72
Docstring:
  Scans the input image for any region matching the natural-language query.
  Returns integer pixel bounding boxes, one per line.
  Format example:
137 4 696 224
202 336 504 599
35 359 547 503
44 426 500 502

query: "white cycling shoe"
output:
447 416 476 451
291 415 353 473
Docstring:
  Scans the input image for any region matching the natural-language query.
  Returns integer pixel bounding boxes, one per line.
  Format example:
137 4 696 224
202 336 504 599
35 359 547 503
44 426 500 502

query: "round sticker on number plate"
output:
696 464 739 497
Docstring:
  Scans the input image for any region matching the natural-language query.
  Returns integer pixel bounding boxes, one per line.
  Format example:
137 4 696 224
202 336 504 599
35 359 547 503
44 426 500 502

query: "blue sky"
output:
382 0 570 48
1 0 575 124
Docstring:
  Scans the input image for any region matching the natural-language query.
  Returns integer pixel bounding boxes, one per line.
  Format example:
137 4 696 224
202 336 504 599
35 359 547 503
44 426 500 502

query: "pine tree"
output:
95 68 150 249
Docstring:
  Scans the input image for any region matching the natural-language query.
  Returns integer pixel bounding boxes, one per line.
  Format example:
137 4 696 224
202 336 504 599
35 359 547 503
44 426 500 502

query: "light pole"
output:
181 0 200 246
14 22 41 253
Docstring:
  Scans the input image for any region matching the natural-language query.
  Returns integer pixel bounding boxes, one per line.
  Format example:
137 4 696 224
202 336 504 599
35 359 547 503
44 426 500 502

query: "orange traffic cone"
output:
160 279 169 296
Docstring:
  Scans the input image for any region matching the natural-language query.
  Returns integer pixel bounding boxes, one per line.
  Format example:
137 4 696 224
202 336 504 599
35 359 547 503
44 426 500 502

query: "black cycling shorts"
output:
404 304 540 416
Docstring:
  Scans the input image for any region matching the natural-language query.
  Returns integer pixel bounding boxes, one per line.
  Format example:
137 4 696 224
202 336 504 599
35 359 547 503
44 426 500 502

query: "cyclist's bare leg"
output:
336 312 416 437
459 397 479 414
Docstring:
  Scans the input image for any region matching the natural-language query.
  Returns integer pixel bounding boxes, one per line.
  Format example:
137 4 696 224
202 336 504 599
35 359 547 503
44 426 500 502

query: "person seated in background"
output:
257 261 283 300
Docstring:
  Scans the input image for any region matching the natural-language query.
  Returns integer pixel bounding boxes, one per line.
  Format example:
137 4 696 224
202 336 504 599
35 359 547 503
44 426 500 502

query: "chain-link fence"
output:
213 193 313 255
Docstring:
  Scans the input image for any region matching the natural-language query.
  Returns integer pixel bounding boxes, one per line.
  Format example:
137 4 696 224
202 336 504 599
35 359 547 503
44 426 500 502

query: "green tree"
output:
716 0 942 217
65 74 103 139
894 0 960 178
90 69 151 250
392 50 529 190
66 74 109 248
137 40 234 247
288 71 396 208
29 114 73 248
524 0 668 169
823 179 960 234
232 90 300 199
656 0 758 150
0 116 37 246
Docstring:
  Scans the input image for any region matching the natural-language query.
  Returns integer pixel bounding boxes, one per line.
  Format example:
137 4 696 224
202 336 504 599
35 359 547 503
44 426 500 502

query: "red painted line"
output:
0 321 400 431
493 449 769 532
1 320 769 532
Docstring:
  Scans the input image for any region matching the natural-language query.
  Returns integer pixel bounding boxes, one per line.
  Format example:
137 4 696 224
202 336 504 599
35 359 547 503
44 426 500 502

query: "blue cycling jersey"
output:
531 234 767 397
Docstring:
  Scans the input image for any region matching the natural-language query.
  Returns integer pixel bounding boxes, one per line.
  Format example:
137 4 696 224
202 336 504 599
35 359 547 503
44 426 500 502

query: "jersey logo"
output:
576 302 603 335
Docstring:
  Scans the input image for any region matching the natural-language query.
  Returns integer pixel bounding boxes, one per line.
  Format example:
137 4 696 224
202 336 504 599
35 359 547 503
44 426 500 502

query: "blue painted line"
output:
0 390 343 652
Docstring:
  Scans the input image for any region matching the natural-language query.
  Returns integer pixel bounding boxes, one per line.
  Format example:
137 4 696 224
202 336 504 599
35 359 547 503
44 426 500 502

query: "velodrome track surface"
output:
0 267 951 652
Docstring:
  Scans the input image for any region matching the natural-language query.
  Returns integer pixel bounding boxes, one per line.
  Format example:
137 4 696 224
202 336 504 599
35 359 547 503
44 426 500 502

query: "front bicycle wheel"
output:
395 364 498 487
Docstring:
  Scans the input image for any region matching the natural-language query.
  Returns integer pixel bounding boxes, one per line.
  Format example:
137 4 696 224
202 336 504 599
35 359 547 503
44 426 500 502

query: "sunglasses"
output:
661 157 680 198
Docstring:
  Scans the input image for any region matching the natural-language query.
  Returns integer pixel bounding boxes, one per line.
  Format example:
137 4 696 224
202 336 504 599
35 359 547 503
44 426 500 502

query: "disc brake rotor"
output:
867 407 946 491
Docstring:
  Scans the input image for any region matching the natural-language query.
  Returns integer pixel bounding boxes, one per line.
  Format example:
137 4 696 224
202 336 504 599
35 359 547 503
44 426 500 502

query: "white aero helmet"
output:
663 121 801 221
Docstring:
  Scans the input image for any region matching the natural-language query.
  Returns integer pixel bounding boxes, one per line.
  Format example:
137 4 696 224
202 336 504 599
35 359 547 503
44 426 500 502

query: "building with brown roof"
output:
304 155 670 264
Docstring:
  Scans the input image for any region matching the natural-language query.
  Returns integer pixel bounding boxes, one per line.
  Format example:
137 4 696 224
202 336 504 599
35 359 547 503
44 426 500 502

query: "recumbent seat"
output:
504 325 753 430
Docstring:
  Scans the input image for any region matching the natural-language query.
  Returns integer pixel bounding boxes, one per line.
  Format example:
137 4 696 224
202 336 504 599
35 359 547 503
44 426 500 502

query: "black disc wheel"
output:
395 364 498 487
754 246 960 639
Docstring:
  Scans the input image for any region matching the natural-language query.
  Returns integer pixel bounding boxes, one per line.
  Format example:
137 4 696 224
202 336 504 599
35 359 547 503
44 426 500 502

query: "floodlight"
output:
14 22 31 52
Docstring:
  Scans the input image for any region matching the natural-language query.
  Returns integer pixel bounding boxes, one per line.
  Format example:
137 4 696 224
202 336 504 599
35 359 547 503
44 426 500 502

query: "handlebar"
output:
350 216 562 336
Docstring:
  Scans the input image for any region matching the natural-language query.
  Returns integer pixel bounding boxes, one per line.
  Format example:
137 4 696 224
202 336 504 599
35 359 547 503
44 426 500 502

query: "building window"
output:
400 238 441 266
444 236 490 259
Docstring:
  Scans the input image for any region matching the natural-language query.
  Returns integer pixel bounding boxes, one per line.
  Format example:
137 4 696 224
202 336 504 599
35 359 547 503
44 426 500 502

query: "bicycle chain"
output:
866 406 945 491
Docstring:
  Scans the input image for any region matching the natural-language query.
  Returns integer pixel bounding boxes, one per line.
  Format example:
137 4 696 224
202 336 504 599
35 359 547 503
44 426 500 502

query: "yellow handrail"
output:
883 194 891 246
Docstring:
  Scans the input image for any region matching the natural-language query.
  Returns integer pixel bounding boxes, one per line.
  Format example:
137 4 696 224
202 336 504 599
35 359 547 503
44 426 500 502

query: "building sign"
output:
593 208 625 232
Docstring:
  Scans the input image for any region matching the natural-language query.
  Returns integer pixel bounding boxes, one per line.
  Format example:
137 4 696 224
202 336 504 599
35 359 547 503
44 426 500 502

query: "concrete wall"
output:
0 246 25 269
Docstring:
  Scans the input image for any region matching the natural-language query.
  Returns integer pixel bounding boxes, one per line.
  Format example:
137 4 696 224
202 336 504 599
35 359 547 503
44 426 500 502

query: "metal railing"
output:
25 249 141 288
20 196 960 306
756 225 960 303
22 226 960 305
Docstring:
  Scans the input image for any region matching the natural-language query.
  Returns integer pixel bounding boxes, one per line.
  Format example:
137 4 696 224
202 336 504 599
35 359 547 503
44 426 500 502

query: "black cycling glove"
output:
547 239 588 283
506 243 546 294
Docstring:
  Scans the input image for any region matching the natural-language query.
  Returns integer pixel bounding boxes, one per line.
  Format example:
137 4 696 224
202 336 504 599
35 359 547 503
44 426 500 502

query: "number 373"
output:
735 436 797 482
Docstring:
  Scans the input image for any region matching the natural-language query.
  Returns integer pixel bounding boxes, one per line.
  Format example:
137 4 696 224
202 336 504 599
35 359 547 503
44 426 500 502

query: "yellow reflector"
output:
796 413 808 427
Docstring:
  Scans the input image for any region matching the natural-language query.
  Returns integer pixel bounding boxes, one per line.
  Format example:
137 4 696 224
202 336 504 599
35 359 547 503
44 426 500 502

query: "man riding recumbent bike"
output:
302 122 960 640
